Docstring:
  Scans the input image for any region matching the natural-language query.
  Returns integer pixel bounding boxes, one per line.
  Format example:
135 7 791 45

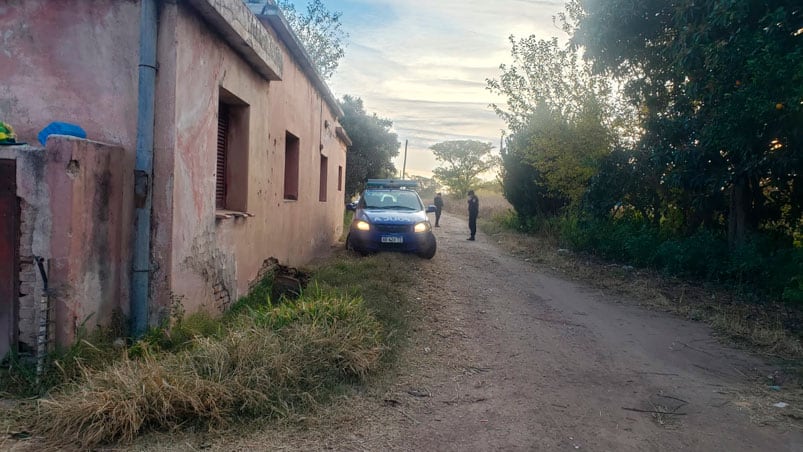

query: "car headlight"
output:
355 220 371 231
414 222 431 233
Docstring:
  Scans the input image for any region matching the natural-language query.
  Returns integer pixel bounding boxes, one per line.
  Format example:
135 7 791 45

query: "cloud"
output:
321 0 566 178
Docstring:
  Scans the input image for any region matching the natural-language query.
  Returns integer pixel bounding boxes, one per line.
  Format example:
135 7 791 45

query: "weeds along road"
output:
142 212 802 451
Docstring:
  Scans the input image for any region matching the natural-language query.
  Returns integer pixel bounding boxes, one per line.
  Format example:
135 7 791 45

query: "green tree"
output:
487 36 615 134
247 0 348 80
338 96 399 200
574 0 803 245
487 32 618 214
407 175 441 201
430 140 496 197
500 137 566 218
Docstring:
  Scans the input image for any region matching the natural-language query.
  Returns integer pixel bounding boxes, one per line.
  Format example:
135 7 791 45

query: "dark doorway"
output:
0 160 18 359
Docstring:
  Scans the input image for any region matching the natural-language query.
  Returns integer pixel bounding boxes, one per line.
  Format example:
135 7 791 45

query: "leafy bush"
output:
556 213 803 302
499 146 567 219
776 248 803 304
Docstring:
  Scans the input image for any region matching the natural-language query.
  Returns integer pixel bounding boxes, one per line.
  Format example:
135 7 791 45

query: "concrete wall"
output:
0 0 139 154
160 2 348 315
1 0 349 335
0 137 133 348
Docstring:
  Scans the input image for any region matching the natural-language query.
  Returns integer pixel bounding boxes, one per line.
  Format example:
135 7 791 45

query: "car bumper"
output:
349 229 436 254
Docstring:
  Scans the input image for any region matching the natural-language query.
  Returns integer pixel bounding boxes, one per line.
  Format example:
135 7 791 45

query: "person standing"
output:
466 190 479 240
433 192 444 227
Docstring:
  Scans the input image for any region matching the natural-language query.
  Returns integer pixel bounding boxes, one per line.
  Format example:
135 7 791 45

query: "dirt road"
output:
373 213 802 451
142 212 802 451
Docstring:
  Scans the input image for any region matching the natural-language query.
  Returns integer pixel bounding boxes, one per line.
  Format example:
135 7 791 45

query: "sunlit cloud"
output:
293 0 568 177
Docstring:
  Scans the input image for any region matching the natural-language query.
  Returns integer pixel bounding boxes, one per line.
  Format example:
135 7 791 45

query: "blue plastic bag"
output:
38 122 87 146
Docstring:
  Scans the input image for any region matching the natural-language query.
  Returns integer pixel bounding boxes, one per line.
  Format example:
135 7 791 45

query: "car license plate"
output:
381 236 403 243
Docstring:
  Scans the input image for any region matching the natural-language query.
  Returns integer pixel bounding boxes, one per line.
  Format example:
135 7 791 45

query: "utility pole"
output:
401 139 408 179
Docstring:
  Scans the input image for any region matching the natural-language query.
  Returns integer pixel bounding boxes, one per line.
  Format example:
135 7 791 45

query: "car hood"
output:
357 209 428 224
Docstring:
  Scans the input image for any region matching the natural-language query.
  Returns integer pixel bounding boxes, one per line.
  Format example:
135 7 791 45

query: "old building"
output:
0 0 351 357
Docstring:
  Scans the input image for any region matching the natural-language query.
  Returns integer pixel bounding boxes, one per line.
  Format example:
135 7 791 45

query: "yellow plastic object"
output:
0 122 16 143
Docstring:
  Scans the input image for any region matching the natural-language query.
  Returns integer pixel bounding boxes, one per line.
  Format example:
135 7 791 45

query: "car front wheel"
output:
346 234 367 256
418 241 436 259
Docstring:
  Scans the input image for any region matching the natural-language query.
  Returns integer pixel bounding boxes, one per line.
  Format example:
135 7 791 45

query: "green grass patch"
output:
1 327 122 397
15 251 416 449
312 253 415 365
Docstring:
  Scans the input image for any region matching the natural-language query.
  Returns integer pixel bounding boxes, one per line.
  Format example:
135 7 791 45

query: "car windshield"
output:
362 190 422 210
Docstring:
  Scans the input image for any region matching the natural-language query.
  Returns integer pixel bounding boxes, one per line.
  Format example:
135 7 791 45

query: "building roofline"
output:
336 126 352 147
186 0 283 81
257 5 344 118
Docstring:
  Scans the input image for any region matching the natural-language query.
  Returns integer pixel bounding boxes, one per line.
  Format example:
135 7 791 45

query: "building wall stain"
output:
182 229 236 312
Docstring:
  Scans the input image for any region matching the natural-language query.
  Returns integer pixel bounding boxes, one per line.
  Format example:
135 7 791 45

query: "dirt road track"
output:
380 213 801 451
137 212 801 451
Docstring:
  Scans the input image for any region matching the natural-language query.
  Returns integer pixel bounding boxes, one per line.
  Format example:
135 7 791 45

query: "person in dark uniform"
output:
466 190 479 240
433 192 444 227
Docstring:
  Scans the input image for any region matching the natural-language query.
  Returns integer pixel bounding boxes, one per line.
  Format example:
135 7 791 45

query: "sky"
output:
284 0 568 178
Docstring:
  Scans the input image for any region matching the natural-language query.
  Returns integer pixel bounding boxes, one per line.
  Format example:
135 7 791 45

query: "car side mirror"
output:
346 202 357 211
426 205 436 213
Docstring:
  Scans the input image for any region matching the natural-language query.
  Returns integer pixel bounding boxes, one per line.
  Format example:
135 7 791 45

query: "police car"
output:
346 179 437 259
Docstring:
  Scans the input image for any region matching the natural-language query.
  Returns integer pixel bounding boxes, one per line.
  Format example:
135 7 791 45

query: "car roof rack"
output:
366 179 419 189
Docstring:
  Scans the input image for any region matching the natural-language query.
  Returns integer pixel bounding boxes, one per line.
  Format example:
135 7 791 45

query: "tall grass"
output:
442 190 512 220
26 252 412 449
312 253 415 364
37 293 384 448
1 327 123 396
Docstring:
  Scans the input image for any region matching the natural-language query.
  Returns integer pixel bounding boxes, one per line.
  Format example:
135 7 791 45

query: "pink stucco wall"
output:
2 0 349 335
0 137 133 348
0 0 139 154
161 2 348 315
45 137 133 346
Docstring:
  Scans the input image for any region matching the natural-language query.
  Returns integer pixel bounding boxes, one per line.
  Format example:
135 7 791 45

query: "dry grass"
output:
31 289 386 449
730 386 803 427
442 190 512 220
37 356 232 448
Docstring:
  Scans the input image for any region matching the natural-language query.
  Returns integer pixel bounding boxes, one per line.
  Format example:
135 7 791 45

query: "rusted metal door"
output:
0 160 17 359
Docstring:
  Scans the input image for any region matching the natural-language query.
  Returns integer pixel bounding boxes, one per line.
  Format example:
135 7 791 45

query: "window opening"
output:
284 132 300 200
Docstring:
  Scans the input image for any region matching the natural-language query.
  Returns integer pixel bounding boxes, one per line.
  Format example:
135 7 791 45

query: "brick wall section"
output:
16 185 41 351
16 259 38 351
213 282 231 311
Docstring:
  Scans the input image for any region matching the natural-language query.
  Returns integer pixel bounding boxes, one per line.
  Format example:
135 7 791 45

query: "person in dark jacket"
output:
433 192 444 227
466 190 479 240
